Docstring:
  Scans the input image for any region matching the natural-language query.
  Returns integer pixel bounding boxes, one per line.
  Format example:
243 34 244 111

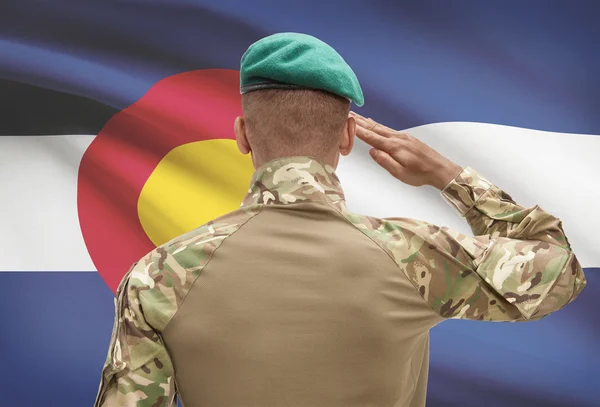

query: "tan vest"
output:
161 157 585 406
95 156 586 407
164 199 439 406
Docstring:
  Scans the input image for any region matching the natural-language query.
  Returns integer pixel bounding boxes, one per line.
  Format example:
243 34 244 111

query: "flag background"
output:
1 1 599 406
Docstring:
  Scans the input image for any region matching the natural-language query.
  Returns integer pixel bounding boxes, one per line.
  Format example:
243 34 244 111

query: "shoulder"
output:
337 207 415 262
162 204 262 255
124 205 263 330
338 208 485 288
340 206 484 265
338 205 419 252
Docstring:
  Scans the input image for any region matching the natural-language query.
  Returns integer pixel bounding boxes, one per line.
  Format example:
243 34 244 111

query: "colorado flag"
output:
1 1 598 407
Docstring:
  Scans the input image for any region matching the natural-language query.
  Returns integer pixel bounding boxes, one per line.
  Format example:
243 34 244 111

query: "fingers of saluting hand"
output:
354 124 398 152
350 112 404 152
350 111 397 136
349 110 372 125
369 148 406 175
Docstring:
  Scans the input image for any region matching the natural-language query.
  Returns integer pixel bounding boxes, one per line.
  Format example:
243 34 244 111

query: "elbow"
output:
524 251 587 320
560 252 587 305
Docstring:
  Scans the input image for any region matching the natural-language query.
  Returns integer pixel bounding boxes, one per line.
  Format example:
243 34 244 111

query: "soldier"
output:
95 33 587 407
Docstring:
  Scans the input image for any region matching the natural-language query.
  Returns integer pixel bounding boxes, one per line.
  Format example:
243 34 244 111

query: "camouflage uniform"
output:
94 156 586 407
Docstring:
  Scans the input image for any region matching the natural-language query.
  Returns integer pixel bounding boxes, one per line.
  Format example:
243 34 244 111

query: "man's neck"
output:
252 151 339 170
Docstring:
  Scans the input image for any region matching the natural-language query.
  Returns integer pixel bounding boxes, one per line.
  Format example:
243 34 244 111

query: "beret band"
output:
240 81 306 94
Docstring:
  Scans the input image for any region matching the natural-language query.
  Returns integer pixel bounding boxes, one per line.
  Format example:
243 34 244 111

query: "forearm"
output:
440 166 572 248
438 166 586 319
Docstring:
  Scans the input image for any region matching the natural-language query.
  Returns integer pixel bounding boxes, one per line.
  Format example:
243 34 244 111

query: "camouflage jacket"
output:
94 156 586 407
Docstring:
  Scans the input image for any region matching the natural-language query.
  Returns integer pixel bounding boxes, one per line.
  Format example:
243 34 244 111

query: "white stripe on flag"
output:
0 135 96 271
340 122 599 268
0 123 598 272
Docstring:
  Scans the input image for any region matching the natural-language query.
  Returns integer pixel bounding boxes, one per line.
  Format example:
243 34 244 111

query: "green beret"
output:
240 32 364 107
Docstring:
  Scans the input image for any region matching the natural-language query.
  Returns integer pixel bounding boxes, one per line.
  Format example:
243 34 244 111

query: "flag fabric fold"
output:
1 1 598 406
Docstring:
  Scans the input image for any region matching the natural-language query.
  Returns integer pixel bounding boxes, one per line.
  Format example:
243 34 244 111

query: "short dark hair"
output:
241 89 350 159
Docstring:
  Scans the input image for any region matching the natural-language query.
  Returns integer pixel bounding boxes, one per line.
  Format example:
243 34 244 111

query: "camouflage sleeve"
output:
94 260 177 407
386 166 586 322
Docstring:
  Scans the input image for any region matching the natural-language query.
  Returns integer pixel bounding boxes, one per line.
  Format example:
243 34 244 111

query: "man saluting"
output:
95 32 586 407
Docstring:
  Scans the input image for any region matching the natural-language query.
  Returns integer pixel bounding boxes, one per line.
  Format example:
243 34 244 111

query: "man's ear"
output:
234 116 251 155
339 116 355 156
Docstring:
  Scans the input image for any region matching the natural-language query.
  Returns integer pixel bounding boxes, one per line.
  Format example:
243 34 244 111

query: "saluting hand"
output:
350 111 463 190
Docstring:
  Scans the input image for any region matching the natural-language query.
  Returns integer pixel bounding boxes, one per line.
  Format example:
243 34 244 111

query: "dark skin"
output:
234 110 462 191
234 115 356 170
350 111 463 190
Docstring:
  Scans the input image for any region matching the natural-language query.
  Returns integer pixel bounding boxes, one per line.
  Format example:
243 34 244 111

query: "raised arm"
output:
351 112 586 321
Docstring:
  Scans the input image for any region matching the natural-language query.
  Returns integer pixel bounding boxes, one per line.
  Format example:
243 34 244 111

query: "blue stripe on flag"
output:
0 270 597 407
1 1 599 133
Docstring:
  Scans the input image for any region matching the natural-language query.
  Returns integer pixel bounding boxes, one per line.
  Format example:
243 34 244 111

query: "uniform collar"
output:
241 156 346 207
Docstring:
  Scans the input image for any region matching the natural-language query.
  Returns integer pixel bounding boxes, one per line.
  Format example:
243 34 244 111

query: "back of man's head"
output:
241 88 351 163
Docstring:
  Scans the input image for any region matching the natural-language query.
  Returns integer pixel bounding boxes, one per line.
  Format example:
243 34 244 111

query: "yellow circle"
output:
138 139 254 246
